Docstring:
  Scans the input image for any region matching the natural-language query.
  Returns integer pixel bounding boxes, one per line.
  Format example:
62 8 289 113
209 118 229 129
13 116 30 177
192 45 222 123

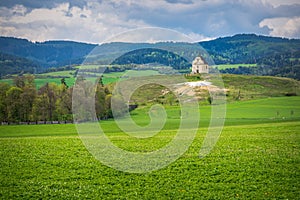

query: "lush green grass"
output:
38 70 75 77
102 70 160 85
214 64 257 70
0 123 299 199
35 78 76 88
130 96 300 127
0 69 160 88
0 77 76 89
0 97 299 198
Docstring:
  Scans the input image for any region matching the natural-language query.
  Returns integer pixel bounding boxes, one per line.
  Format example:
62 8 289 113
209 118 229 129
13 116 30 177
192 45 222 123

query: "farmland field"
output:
0 75 76 89
214 64 257 70
0 69 161 88
0 97 299 199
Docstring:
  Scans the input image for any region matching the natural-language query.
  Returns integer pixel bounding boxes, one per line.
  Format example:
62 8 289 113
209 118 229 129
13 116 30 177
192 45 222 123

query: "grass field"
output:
214 64 257 70
221 74 300 101
0 69 160 88
102 70 160 85
0 76 76 89
38 70 75 77
0 97 299 199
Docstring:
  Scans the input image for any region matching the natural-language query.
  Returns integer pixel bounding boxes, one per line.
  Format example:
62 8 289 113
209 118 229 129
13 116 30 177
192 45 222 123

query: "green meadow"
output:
0 96 299 199
214 64 257 70
0 69 161 88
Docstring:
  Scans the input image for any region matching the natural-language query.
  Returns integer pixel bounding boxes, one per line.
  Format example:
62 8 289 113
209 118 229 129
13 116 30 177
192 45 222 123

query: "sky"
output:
0 0 299 43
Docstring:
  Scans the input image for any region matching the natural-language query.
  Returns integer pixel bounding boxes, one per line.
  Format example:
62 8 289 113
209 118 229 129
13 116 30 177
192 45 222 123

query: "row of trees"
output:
220 64 300 80
0 75 120 124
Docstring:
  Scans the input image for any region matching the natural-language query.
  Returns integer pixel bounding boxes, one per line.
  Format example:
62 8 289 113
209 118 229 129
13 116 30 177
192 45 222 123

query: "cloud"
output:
0 0 87 9
0 2 149 43
262 0 300 7
185 32 215 42
165 0 194 4
259 17 300 38
0 0 299 43
119 0 275 36
125 0 300 38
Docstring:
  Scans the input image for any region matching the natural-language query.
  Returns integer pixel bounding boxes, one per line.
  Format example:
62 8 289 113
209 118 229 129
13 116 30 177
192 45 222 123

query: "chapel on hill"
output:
191 56 209 74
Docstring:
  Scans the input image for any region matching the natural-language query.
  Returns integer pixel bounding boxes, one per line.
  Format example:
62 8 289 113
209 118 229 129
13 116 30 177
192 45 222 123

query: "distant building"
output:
191 56 209 74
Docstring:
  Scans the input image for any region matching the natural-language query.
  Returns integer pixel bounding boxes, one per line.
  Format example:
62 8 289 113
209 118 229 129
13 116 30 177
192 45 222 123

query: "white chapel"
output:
191 56 209 74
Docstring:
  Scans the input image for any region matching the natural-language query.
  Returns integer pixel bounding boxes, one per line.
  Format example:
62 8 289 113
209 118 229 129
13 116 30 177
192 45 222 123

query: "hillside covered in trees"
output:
0 37 97 69
0 34 299 79
200 34 300 64
111 48 191 70
200 34 300 79
0 53 41 77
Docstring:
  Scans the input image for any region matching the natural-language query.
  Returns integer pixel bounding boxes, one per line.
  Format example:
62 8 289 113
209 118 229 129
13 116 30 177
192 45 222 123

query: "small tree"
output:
207 96 213 105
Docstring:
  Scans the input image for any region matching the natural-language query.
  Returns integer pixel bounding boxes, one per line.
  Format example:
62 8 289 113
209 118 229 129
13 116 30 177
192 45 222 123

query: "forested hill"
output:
0 53 40 77
198 34 300 79
0 37 97 68
0 34 299 79
199 34 300 64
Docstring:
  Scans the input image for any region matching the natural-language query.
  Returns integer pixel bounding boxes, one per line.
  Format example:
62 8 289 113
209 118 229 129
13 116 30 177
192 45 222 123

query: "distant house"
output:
191 56 209 74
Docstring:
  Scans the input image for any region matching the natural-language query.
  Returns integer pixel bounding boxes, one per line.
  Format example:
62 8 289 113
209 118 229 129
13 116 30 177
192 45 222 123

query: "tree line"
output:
0 75 124 124
220 63 300 80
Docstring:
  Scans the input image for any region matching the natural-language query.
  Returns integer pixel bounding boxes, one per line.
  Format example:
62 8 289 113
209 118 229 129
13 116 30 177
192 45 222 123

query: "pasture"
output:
0 97 299 199
0 69 161 88
214 64 257 70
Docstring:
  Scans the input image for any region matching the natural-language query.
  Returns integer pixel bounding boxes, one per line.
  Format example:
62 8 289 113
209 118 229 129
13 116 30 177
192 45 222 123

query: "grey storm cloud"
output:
272 4 300 18
94 0 300 37
0 0 87 9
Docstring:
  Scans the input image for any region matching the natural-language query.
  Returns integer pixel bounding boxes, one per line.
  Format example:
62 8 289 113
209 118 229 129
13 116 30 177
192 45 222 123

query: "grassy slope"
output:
1 69 299 95
121 73 300 104
129 96 300 126
221 74 300 101
0 97 299 199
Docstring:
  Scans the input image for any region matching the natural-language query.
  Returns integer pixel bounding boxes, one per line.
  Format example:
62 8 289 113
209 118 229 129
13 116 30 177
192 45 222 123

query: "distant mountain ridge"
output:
0 34 299 79
200 33 300 64
0 37 97 67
